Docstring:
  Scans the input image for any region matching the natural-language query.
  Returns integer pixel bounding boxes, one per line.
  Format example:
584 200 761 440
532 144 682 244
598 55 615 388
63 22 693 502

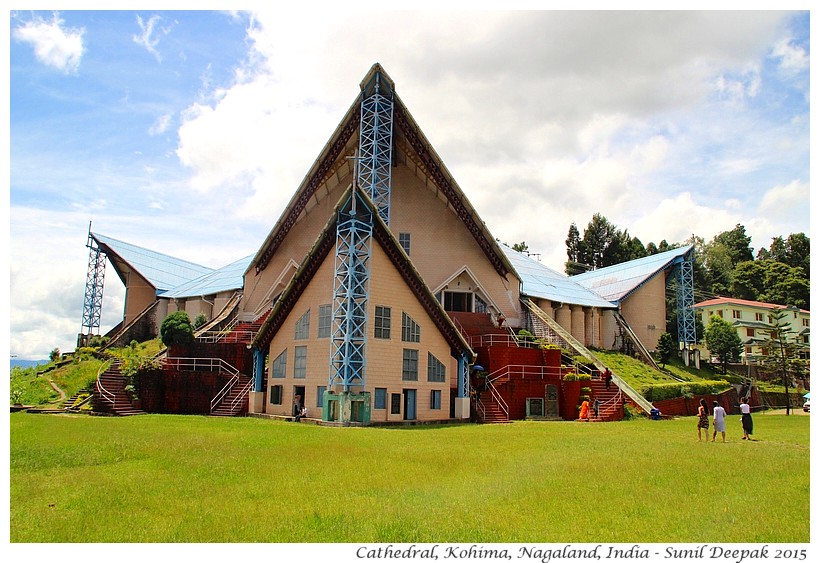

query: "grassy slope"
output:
10 412 809 543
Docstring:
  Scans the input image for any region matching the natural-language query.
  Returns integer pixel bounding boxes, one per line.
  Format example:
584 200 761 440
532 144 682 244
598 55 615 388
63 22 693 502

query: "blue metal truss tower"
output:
358 70 394 225
81 225 106 336
329 192 373 392
676 251 697 348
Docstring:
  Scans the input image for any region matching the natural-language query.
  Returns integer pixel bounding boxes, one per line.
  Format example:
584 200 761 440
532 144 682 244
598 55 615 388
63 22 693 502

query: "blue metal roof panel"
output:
92 233 214 292
501 245 616 308
572 245 693 303
162 254 252 298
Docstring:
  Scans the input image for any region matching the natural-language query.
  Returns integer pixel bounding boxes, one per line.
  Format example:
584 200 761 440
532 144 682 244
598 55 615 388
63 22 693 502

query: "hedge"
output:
640 380 732 402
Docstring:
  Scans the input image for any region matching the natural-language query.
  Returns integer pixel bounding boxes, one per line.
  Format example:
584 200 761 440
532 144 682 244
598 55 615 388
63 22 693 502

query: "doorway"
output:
403 389 417 420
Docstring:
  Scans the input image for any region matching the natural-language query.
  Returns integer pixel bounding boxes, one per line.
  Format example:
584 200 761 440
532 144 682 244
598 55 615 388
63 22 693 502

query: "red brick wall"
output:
168 342 253 374
137 368 236 414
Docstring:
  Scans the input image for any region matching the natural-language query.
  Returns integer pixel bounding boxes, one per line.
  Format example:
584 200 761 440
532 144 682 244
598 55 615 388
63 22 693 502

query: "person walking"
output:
712 400 727 442
740 396 753 440
697 399 709 441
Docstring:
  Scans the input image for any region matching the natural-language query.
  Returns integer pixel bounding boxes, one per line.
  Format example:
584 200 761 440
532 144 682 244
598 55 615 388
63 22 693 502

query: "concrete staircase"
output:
93 363 145 416
210 374 252 417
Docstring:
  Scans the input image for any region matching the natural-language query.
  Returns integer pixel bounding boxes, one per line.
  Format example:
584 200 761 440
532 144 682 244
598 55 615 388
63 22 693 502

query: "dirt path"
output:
47 379 66 404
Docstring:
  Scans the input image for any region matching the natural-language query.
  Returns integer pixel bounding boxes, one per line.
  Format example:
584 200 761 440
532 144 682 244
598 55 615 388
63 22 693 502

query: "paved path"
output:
48 379 66 404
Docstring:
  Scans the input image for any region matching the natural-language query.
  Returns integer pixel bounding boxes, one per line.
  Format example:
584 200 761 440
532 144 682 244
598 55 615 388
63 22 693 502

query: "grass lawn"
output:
9 411 809 543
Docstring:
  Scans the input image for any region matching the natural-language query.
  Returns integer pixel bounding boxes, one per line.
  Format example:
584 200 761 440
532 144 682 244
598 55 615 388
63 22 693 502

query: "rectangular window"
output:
402 312 421 343
374 387 387 409
402 349 419 381
390 393 401 415
318 304 332 338
271 350 287 379
399 232 411 255
756 312 764 321
803 318 810 327
374 306 391 339
474 294 487 313
269 385 283 405
733 310 742 319
294 346 307 379
716 310 723 318
316 386 325 408
746 328 755 337
427 352 446 382
430 389 442 410
295 309 310 340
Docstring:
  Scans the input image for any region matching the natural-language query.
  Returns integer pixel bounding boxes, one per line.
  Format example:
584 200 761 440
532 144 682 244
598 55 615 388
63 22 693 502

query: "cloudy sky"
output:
6 8 810 360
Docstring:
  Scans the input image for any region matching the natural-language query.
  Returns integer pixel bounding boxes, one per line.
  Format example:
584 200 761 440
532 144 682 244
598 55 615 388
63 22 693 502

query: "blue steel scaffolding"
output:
676 250 697 348
80 225 106 338
358 70 394 225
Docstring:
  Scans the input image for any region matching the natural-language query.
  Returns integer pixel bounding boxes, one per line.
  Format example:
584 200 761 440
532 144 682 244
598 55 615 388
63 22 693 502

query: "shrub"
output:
160 311 195 347
641 380 732 402
193 313 208 329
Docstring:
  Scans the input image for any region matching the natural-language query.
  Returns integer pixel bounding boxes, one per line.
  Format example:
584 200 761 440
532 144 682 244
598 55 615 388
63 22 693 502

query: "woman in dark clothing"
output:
740 396 753 440
697 399 709 441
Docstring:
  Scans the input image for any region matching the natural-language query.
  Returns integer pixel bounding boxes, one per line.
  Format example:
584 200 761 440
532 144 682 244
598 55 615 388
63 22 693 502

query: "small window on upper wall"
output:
295 309 310 340
318 304 332 338
427 352 446 382
402 312 420 343
402 349 419 381
399 232 411 255
271 350 287 379
375 306 391 339
294 346 307 379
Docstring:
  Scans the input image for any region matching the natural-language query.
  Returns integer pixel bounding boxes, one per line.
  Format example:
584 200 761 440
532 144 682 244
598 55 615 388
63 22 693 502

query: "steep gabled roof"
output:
162 254 252 299
500 245 615 308
91 232 213 294
248 63 514 281
572 245 693 303
253 185 473 360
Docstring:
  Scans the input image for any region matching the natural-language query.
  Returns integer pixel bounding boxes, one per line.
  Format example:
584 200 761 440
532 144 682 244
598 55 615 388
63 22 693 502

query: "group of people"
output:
697 397 753 442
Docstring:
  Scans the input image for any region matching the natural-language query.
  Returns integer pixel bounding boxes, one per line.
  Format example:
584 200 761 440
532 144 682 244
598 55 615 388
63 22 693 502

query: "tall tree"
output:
761 308 798 415
704 315 742 374
565 223 586 275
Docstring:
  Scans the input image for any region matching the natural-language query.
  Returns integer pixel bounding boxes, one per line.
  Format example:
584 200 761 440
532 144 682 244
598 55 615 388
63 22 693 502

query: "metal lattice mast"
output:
329 192 373 392
358 70 394 225
676 252 697 347
81 225 106 335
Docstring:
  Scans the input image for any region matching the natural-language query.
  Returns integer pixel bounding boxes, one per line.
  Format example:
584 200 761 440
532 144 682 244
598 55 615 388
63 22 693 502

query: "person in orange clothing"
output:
579 398 590 420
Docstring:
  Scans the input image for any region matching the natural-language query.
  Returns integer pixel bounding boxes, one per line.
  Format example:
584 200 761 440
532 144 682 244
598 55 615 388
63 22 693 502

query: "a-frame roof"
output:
253 184 474 361
91 232 214 295
572 245 694 304
162 254 253 299
248 63 515 282
500 245 616 308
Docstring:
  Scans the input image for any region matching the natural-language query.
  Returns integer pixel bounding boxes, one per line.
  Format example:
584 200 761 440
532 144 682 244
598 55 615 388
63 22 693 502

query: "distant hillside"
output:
10 359 47 370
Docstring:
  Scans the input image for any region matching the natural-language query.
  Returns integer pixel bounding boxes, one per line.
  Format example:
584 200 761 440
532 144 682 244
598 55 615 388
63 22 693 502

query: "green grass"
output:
10 412 809 543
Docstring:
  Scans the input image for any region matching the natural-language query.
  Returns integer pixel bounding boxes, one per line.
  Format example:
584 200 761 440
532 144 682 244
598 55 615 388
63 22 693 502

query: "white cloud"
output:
148 113 172 136
771 37 809 75
13 13 84 74
757 179 809 223
133 14 172 62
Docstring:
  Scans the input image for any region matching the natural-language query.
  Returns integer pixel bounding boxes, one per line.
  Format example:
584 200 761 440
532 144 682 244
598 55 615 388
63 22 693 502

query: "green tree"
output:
160 311 195 347
193 313 208 329
655 332 676 368
761 308 799 415
49 348 61 362
565 224 586 275
704 315 742 374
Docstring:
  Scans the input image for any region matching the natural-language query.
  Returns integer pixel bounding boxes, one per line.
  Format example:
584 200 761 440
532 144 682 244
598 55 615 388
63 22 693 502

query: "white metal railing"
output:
162 357 240 377
210 373 239 412
486 377 509 420
227 376 254 414
95 359 119 407
469 333 519 348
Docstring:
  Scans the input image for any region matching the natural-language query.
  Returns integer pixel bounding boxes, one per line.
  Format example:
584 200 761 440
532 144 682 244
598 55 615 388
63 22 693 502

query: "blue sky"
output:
5 8 811 360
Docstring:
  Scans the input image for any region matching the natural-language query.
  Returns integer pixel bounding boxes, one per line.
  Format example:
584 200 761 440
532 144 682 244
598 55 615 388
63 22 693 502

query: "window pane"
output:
390 393 401 414
402 349 418 381
271 350 287 378
316 386 325 408
402 312 420 343
374 387 387 409
295 310 310 340
431 389 441 410
294 346 307 379
318 305 332 338
427 352 446 382
375 305 391 339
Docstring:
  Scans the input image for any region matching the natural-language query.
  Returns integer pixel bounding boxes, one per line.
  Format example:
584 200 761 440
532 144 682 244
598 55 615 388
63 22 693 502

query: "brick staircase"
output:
478 397 509 423
587 378 623 422
93 363 145 416
219 310 271 344
210 374 252 417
